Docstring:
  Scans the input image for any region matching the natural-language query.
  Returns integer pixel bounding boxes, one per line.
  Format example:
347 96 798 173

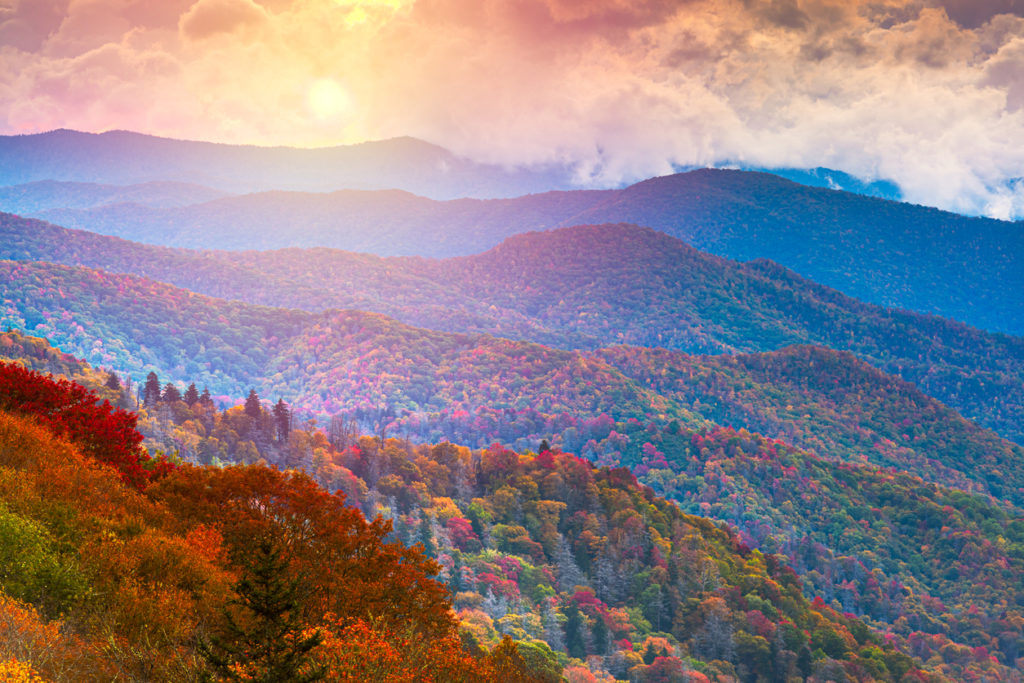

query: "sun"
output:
307 79 352 122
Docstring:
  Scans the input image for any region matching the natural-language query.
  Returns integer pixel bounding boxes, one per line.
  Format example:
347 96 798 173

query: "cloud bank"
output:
1 0 1023 217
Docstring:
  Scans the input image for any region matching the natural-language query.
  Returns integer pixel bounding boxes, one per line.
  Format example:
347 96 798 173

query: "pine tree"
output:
143 371 161 407
563 601 586 660
201 537 324 683
200 387 214 407
162 383 182 403
245 389 262 419
273 398 291 441
104 372 121 391
184 383 200 407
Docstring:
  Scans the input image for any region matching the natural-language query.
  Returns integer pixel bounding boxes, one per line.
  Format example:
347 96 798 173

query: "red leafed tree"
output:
148 464 456 638
0 362 172 488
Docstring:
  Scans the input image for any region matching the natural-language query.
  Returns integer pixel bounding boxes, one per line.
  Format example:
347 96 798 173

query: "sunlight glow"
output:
307 79 353 122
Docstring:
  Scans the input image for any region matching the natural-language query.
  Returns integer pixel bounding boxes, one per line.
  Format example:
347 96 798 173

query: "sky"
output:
1 0 1023 218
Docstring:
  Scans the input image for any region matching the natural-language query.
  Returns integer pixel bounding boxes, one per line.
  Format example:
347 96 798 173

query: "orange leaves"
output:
312 616 485 683
0 593 105 682
0 362 170 489
148 463 456 637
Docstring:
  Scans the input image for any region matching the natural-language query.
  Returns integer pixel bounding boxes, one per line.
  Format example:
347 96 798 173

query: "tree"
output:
184 383 200 407
0 363 172 489
143 372 161 407
104 372 121 391
273 399 291 442
245 389 262 420
200 387 214 408
162 383 182 404
201 537 325 683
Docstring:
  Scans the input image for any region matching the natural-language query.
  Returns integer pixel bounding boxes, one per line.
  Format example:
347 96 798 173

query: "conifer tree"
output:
201 537 324 683
184 383 200 407
143 371 161 407
162 383 182 403
245 389 262 419
199 387 214 407
273 398 291 441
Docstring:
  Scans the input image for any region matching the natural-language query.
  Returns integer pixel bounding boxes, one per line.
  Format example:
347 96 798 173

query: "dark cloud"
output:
935 0 1024 28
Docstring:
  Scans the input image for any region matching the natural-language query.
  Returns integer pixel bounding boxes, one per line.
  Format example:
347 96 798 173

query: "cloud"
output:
0 0 1023 218
179 0 268 41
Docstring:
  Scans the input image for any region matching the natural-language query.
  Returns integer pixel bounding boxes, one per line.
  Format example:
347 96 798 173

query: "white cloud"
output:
0 0 1023 217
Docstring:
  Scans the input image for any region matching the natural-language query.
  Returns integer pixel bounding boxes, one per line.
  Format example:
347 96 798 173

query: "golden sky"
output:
1 0 1023 217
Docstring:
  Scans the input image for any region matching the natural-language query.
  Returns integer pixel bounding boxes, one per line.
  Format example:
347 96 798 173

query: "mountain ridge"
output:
3 214 1021 445
9 166 1019 336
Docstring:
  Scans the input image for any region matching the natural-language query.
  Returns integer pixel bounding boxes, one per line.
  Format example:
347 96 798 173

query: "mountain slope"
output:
3 215 1022 446
3 258 1022 510
0 179 229 213
14 165 1021 335
34 187 610 252
3 335 1013 679
0 129 575 199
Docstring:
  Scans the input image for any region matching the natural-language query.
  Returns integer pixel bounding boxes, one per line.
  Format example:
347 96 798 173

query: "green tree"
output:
162 383 182 403
184 383 200 407
201 537 325 683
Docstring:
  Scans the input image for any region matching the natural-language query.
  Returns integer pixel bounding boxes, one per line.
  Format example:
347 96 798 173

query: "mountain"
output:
0 129 576 199
14 167 1021 335
0 179 230 213
3 258 1022 504
751 166 902 201
33 187 611 253
4 215 1022 446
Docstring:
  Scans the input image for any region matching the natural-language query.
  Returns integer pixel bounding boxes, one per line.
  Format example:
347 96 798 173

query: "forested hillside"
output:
8 165 1019 335
4 218 1022 445
0 361 945 681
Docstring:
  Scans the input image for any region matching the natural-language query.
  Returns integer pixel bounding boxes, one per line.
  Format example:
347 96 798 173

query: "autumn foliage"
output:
0 361 172 488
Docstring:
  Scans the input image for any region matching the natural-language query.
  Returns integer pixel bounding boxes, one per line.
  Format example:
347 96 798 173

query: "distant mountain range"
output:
0 129 577 199
4 215 1021 446
7 167 1019 336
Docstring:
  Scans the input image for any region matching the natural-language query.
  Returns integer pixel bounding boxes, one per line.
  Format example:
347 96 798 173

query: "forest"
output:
2 217 1021 444
0 359 951 681
3 335 1023 679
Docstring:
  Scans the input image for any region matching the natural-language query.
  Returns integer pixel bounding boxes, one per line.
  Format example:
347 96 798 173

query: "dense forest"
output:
3 218 1021 445
1 261 1020 500
0 359 952 681
7 333 1024 679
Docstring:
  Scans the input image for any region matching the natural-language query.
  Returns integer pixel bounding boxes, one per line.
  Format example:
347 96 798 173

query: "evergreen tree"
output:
538 439 551 453
418 513 438 557
104 371 121 391
143 371 161 407
245 389 262 419
273 398 291 441
184 383 200 407
162 383 182 403
199 386 214 407
563 601 586 660
448 554 464 594
201 537 324 683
